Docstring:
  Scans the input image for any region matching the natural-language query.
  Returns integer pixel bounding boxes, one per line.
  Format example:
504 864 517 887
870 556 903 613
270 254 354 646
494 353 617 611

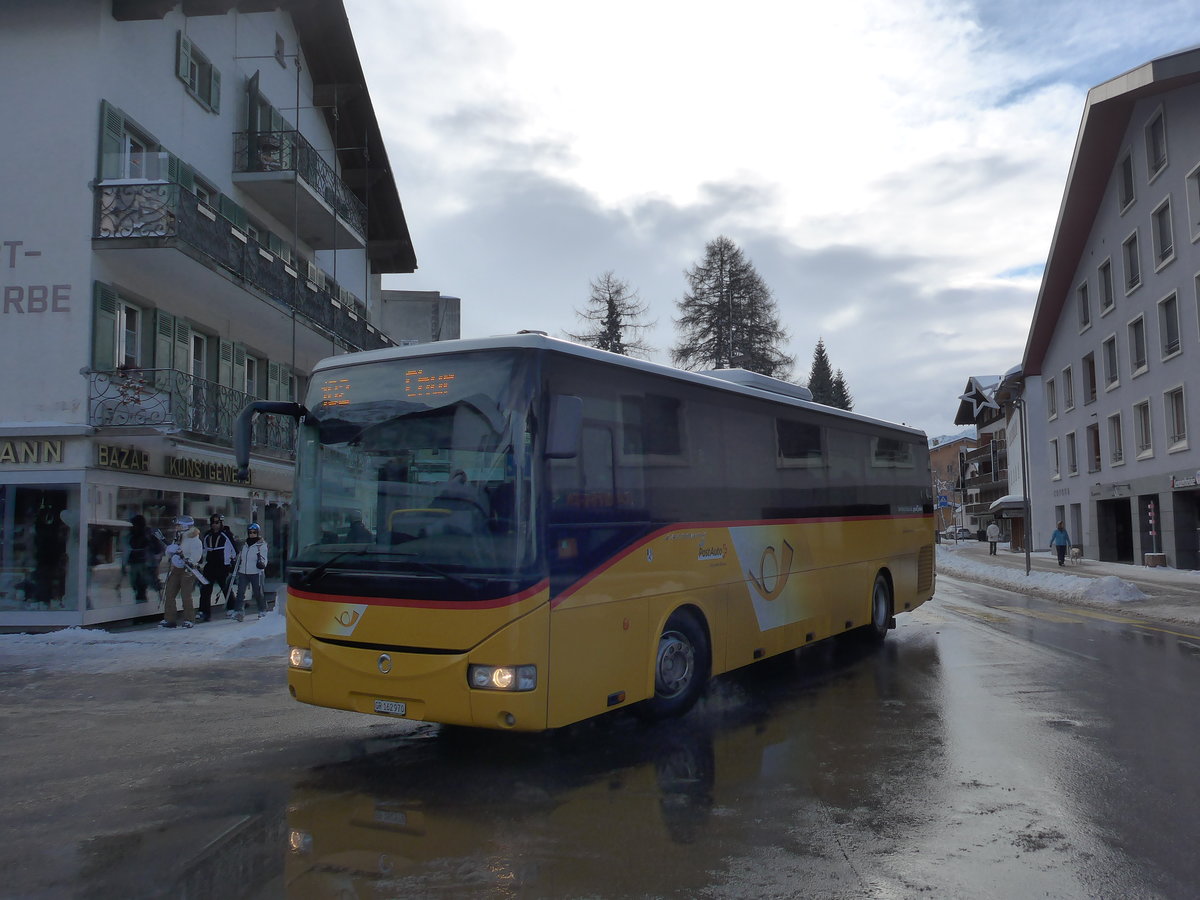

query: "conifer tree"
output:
831 369 854 410
671 236 793 378
566 271 653 357
807 338 836 405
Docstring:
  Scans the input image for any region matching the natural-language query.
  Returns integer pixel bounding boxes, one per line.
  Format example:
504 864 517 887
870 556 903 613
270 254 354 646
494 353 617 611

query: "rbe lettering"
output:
3 284 71 313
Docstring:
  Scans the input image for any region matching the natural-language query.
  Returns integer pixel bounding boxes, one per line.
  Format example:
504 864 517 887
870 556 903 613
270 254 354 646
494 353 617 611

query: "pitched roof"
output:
1021 45 1200 375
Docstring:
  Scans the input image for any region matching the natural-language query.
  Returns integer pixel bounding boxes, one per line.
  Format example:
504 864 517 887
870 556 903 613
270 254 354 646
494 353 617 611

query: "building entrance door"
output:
1096 498 1133 563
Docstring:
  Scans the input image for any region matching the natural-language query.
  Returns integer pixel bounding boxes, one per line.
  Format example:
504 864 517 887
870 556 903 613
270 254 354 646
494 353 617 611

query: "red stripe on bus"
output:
550 514 933 607
289 578 549 610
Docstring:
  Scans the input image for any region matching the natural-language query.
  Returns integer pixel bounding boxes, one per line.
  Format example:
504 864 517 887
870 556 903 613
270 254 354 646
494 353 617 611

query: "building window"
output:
1165 386 1187 449
1049 438 1060 479
1076 281 1091 330
1128 315 1148 375
1086 423 1101 473
1046 378 1057 420
1152 198 1175 267
99 101 165 182
1062 365 1074 411
1098 259 1115 314
1134 400 1153 457
1102 335 1119 389
1118 151 1135 210
1186 163 1200 243
1065 432 1078 476
92 283 147 371
1145 108 1167 179
274 33 286 67
1122 232 1141 292
1159 292 1181 358
1083 352 1097 404
176 32 221 113
1108 412 1124 465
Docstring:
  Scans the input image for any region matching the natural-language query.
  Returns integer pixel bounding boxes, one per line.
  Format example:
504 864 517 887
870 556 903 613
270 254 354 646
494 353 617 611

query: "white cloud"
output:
343 0 1196 436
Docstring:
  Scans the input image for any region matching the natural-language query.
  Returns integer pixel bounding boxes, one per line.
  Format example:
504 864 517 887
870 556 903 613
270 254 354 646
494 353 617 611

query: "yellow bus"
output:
235 333 935 731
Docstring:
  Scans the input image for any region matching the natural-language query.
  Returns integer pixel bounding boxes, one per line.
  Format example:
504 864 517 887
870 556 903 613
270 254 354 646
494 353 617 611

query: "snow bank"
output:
936 546 1146 605
0 610 286 673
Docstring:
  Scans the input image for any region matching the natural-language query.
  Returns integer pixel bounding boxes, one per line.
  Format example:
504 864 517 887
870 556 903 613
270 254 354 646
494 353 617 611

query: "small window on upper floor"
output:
1061 365 1074 411
1098 259 1115 314
1152 198 1175 268
1076 281 1091 331
1128 315 1148 376
275 33 286 67
1046 378 1058 420
177 32 221 114
1159 292 1181 359
1122 231 1141 293
1145 108 1167 180
1118 151 1135 211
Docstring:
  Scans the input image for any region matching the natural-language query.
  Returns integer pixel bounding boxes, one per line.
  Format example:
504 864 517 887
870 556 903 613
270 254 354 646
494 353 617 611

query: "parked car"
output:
943 526 974 540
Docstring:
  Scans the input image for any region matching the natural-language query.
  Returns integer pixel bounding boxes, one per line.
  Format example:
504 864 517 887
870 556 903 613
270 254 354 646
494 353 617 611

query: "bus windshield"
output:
292 350 537 586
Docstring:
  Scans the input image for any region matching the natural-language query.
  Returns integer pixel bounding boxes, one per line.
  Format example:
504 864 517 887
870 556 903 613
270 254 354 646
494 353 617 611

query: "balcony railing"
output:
86 367 295 454
233 130 367 239
94 182 386 353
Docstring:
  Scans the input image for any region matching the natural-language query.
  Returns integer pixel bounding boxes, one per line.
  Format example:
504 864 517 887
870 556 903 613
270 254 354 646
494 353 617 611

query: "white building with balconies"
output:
0 0 417 626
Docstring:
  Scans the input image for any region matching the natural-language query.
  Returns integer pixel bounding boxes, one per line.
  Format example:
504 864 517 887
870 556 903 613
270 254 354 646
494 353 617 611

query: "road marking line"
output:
994 606 1085 624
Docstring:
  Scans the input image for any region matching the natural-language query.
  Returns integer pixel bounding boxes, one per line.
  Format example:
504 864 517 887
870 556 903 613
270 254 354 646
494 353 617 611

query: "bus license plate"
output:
374 699 407 716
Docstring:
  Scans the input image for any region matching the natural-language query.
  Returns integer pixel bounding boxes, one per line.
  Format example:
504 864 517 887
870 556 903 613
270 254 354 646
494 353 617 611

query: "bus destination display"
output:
405 367 456 399
320 378 351 407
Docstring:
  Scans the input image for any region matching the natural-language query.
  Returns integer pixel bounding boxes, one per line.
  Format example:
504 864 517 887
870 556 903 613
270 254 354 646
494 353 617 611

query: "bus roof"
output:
312 333 926 439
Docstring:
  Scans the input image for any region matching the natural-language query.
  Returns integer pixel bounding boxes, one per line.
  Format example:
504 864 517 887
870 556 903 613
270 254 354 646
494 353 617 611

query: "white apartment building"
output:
1022 46 1200 569
0 0 417 626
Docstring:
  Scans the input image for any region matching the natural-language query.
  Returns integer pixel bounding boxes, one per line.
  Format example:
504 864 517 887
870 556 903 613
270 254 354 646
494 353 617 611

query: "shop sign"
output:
96 444 150 472
166 454 250 485
0 438 62 464
1170 471 1200 490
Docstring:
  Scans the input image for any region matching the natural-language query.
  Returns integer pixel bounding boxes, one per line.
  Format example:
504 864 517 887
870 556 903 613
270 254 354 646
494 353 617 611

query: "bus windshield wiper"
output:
296 549 477 592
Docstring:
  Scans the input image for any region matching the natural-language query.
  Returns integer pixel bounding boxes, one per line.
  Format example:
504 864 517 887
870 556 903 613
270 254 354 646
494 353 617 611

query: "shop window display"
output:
0 485 79 611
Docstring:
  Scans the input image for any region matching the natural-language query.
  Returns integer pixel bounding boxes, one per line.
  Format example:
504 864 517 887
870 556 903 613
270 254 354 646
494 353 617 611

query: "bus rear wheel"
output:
640 609 709 719
867 572 893 642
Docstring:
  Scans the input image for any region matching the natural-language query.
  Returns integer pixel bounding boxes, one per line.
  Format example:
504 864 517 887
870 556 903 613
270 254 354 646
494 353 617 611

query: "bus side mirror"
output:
545 395 582 459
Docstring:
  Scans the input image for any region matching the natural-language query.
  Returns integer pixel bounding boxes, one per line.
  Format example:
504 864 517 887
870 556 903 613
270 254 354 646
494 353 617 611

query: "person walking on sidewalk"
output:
229 522 268 622
986 521 1001 556
160 518 202 628
1050 521 1071 567
196 514 236 622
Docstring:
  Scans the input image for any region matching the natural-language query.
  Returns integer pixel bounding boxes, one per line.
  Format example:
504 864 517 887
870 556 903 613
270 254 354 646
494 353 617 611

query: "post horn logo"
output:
336 609 361 627
747 540 795 601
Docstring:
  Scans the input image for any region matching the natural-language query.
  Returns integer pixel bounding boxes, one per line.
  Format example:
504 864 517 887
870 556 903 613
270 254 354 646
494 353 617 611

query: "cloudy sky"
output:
343 0 1197 439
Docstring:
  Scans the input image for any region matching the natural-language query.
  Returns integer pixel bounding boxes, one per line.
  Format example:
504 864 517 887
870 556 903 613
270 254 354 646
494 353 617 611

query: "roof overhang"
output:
1022 46 1200 375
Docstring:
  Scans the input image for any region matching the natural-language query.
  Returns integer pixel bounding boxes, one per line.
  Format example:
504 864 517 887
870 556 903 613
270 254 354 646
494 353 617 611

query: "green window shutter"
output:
166 155 195 192
155 310 175 369
218 339 234 386
218 195 247 230
209 67 221 113
232 344 247 393
267 361 284 401
176 32 192 84
99 100 125 180
173 319 192 373
92 282 119 370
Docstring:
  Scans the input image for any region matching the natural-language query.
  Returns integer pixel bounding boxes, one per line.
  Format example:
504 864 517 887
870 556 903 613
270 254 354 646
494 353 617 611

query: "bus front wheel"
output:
640 609 710 719
868 572 894 642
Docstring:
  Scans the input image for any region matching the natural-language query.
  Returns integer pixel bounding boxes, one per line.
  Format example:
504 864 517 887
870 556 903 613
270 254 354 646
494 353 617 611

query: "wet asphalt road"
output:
3 575 1200 899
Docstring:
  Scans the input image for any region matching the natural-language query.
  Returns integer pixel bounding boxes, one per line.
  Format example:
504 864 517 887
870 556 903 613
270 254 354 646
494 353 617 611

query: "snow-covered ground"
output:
935 546 1149 604
0 609 286 674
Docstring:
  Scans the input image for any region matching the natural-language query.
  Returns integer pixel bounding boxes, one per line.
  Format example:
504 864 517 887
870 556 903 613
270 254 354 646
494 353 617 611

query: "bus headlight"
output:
468 664 536 691
289 646 313 670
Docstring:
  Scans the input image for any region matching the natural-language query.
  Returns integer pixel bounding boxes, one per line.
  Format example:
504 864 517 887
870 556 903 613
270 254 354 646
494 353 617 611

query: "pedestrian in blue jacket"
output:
1050 522 1071 567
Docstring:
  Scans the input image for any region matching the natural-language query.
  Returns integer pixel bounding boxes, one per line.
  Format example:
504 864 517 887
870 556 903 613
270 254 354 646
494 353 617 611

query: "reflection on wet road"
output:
7 576 1200 898
279 578 1200 899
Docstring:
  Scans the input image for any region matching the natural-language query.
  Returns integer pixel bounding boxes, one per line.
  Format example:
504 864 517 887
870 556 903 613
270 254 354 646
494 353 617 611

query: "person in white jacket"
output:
228 522 269 621
160 518 203 628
